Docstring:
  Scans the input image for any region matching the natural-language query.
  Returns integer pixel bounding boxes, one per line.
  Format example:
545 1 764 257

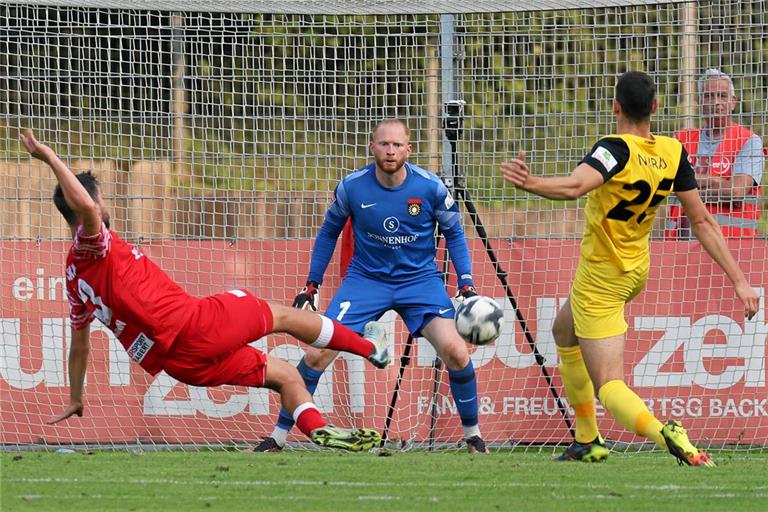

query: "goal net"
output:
1 0 766 452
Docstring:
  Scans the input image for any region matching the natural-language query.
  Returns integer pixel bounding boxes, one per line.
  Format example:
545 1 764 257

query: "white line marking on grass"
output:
14 494 319 502
9 476 767 494
22 491 765 504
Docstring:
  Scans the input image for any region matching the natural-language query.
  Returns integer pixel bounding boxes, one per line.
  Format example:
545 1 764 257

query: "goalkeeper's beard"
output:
374 156 407 174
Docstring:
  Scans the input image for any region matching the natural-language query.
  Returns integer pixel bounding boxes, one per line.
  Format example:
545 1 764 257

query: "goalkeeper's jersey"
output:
579 133 698 271
308 162 473 287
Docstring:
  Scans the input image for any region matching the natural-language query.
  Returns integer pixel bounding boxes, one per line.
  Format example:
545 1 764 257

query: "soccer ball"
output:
454 296 503 346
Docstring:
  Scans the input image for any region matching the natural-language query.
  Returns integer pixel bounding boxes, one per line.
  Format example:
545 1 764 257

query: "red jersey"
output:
65 224 198 375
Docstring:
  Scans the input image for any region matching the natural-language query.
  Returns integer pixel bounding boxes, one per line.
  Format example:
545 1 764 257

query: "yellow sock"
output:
557 346 599 444
598 379 666 448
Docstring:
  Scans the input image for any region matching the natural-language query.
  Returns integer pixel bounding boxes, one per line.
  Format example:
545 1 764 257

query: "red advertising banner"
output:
1 239 766 446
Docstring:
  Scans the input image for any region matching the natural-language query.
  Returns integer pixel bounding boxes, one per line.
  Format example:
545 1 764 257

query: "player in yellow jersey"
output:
500 71 759 466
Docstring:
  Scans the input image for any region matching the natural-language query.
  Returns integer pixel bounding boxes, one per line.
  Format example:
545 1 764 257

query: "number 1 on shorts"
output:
336 300 351 321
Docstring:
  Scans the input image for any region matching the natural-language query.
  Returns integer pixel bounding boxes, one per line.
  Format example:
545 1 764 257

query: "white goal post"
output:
1 0 766 452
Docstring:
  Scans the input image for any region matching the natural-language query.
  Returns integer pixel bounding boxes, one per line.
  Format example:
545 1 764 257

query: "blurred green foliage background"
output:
1 2 765 215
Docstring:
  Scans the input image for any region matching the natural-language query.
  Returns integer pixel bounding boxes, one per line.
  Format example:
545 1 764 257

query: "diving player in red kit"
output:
21 130 390 451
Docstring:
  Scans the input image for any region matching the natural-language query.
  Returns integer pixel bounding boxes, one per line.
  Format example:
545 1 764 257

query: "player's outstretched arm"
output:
47 327 90 424
437 194 474 294
298 204 348 309
677 188 759 319
20 130 101 236
500 152 603 200
291 220 344 311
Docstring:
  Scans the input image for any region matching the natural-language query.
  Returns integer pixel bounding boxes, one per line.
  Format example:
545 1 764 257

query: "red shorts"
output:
163 290 274 387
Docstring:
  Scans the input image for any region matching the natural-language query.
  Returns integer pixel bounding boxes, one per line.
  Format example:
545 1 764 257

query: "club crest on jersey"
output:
407 198 422 216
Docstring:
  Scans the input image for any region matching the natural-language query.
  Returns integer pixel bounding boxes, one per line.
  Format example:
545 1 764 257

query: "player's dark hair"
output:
53 171 100 226
615 71 656 121
371 119 411 141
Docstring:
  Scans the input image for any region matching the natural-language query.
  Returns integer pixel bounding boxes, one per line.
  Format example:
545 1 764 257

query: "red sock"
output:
311 316 374 358
293 403 326 438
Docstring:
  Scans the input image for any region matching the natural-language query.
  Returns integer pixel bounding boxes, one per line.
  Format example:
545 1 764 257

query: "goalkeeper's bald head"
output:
371 119 411 142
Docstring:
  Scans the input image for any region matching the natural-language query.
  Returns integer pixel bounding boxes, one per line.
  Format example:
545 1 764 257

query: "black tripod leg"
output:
456 186 574 437
382 334 414 446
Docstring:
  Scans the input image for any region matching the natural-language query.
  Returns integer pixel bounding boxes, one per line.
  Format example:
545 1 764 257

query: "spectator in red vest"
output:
666 68 764 239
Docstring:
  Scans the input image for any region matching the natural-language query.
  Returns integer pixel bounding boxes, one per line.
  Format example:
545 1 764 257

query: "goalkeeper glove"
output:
455 284 478 302
293 280 320 311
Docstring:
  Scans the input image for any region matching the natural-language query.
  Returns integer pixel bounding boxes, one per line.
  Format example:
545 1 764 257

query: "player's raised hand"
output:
20 129 54 162
47 401 84 425
734 283 759 320
292 280 319 311
500 151 529 187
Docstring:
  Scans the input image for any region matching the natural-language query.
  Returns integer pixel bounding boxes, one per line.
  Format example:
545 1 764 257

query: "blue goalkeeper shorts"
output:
325 272 455 337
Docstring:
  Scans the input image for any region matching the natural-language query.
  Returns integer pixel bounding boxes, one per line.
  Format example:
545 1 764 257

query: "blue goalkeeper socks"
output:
448 360 479 428
275 357 325 431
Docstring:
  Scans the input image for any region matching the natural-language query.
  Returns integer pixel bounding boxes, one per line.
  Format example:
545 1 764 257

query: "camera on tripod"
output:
443 99 466 142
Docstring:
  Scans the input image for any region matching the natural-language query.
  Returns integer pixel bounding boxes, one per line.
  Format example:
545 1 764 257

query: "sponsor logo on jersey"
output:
407 198 422 216
66 263 77 281
127 332 155 364
367 232 419 247
592 147 618 172
361 202 376 209
371 216 420 248
709 156 732 176
383 216 400 233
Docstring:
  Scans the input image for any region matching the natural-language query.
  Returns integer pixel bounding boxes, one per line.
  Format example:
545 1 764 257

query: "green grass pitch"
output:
2 450 767 511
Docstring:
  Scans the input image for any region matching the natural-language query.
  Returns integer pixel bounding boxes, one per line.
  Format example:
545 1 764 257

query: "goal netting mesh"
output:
1 0 766 452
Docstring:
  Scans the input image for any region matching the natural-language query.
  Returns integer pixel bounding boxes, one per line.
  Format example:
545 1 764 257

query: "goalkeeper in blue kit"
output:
255 119 489 453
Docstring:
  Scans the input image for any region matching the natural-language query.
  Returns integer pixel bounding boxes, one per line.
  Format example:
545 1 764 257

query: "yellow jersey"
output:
579 133 697 271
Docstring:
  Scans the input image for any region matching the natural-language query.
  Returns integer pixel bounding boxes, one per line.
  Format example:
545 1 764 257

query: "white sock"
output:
310 315 334 349
270 426 289 447
463 424 481 440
